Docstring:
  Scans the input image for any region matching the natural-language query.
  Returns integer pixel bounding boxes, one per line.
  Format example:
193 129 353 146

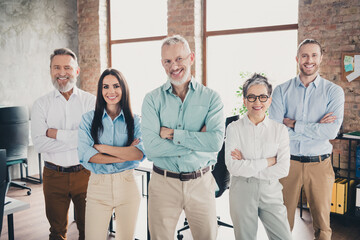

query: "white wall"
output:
0 0 78 179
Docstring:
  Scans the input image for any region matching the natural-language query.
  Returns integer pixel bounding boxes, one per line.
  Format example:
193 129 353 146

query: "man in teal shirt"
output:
141 35 224 240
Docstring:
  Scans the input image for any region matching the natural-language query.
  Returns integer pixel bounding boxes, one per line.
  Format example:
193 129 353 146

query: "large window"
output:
109 0 167 114
205 0 299 116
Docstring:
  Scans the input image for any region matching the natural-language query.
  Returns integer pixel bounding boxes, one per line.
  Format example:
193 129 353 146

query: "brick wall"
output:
77 0 108 95
168 0 202 77
299 0 360 175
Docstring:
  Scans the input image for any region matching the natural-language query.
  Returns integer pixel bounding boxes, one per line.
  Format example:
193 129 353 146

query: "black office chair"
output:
0 149 8 236
176 115 239 240
0 106 31 195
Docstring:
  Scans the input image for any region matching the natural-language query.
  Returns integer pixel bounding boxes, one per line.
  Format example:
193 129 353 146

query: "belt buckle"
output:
179 172 190 181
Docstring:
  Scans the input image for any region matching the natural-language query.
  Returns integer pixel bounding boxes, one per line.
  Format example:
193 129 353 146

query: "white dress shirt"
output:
225 115 290 180
31 86 95 167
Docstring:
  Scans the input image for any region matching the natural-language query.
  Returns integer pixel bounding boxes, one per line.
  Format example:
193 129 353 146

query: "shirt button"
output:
178 124 181 127
178 141 180 144
178 156 181 158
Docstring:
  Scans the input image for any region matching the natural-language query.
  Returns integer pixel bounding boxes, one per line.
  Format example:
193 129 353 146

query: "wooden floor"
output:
1 178 360 240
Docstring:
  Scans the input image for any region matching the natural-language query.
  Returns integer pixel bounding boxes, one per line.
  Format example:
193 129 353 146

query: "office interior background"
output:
1 0 360 239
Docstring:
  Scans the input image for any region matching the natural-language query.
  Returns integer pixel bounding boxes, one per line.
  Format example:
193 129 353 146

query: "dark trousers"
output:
43 167 90 240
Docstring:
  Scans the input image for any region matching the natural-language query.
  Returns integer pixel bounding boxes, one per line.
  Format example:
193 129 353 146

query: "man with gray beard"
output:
31 48 95 240
141 35 224 240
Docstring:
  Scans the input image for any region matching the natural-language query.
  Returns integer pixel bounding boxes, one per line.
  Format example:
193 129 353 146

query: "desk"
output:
135 160 153 240
4 197 30 240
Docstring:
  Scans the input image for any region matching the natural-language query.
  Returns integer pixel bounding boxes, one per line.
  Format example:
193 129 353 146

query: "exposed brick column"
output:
299 0 360 174
77 0 108 95
168 0 202 79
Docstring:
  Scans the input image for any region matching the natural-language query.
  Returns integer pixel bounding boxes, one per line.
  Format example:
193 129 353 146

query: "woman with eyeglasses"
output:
78 68 145 240
225 73 292 240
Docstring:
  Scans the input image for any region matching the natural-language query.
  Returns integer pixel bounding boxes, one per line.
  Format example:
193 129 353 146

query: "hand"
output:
131 138 140 146
160 127 174 140
231 149 243 160
267 157 277 167
46 128 58 139
319 112 336 123
200 125 206 132
283 118 296 129
93 144 106 153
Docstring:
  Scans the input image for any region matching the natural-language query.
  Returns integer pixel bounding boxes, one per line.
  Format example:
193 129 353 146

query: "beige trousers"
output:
148 170 217 240
85 170 140 240
280 157 334 240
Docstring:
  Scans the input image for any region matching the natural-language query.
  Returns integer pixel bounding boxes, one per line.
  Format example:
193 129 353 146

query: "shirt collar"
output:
296 74 321 88
244 114 269 127
102 108 125 121
54 85 79 98
162 77 197 93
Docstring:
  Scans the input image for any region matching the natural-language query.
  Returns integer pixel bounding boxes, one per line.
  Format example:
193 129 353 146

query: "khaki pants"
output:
43 167 90 240
148 170 217 240
85 170 140 240
280 158 334 240
229 176 292 240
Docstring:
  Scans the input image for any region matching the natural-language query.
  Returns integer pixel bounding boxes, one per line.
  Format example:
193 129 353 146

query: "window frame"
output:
202 0 298 86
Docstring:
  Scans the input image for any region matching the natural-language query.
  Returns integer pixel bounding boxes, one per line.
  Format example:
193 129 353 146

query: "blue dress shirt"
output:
141 78 225 173
269 75 344 156
78 109 145 174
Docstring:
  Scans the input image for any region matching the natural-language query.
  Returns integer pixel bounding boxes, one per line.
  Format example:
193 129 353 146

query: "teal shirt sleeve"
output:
133 114 146 161
141 93 193 158
172 92 224 152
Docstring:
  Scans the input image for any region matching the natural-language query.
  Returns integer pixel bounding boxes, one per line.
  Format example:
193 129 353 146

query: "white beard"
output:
168 67 191 86
52 76 76 93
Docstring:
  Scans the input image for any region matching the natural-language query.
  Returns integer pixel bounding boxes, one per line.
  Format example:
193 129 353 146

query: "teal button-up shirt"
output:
141 78 225 173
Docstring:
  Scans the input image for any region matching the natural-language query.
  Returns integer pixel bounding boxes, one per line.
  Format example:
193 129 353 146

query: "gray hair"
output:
243 73 272 97
297 39 323 56
50 48 78 67
161 35 191 53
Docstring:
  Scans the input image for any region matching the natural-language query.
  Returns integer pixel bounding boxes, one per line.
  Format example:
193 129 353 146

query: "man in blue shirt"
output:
141 35 224 240
269 39 345 240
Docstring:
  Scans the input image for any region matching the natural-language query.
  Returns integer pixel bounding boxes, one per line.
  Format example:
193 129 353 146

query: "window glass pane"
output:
207 0 298 31
110 0 167 39
206 30 298 117
111 41 167 115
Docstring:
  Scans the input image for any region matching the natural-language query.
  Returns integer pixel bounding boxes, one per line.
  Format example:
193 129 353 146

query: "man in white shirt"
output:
31 48 95 240
225 74 292 240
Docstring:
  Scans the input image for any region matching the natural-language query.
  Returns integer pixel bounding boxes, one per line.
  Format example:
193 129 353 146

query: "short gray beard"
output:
168 67 191 86
52 76 76 93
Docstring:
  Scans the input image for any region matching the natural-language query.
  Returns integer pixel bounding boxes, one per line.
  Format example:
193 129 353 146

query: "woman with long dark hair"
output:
78 68 145 240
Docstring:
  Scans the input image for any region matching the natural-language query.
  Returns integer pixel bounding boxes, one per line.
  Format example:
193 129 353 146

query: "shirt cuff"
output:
257 158 268 171
294 120 304 133
81 147 99 164
56 129 67 142
173 129 186 146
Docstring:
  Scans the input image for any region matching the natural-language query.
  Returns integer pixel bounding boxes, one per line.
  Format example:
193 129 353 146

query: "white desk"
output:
4 197 30 240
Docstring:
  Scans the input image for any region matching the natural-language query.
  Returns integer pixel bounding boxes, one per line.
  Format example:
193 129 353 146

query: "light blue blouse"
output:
78 109 145 174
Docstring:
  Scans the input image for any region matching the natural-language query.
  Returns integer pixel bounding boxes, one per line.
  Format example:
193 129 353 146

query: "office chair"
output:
0 149 8 235
176 115 239 240
0 106 31 195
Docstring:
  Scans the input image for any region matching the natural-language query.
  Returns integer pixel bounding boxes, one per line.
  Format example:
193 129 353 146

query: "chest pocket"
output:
183 105 208 131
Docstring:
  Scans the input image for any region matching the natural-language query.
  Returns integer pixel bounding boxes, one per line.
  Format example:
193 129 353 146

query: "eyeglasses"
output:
246 94 269 102
162 53 191 68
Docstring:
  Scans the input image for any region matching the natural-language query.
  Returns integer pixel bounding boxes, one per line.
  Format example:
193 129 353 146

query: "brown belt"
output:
291 154 331 163
153 165 211 181
45 161 84 173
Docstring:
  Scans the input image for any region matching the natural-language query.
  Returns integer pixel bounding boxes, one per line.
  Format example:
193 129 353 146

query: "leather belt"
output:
45 161 84 173
153 165 211 181
291 154 331 163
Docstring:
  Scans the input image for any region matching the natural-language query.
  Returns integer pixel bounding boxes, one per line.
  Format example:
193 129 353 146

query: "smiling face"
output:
102 74 122 108
50 55 79 93
244 84 272 124
161 42 194 86
296 43 323 79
